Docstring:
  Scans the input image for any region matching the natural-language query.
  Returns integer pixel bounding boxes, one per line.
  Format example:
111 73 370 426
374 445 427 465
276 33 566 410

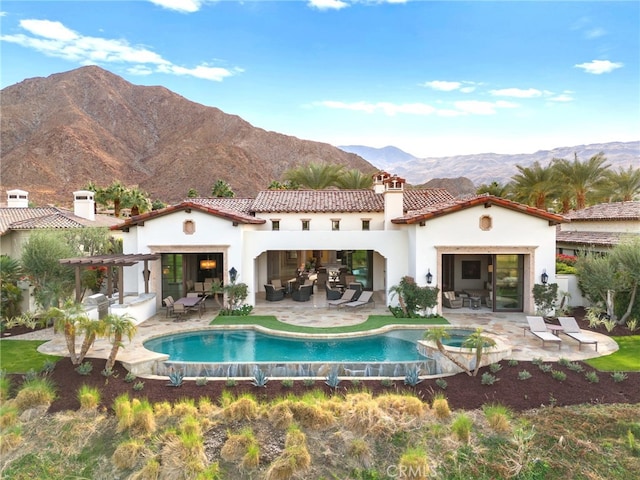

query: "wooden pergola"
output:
59 254 160 304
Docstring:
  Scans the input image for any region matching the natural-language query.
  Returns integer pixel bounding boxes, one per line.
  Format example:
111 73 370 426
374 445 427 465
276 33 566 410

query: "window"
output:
271 220 280 231
301 219 310 231
361 219 370 231
331 219 340 231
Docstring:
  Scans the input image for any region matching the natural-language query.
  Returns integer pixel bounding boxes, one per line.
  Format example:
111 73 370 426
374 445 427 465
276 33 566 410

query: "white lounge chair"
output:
327 288 356 308
558 316 598 351
343 291 375 309
526 316 562 349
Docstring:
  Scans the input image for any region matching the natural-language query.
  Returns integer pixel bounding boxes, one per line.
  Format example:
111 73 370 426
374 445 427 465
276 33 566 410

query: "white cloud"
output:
0 18 239 82
575 59 623 74
453 100 518 115
548 91 574 103
318 100 435 116
585 27 606 39
308 0 350 11
489 88 543 98
423 80 461 91
148 0 203 13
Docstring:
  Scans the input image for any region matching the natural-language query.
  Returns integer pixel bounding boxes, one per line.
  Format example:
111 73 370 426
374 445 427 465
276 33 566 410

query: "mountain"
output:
339 142 640 187
0 66 375 206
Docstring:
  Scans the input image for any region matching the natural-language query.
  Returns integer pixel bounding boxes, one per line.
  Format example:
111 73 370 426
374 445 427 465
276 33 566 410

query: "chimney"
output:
73 190 95 221
383 175 405 229
7 189 29 208
372 171 391 194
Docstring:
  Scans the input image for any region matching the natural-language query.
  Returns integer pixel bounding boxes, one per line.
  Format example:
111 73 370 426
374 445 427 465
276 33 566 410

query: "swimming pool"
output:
144 328 436 378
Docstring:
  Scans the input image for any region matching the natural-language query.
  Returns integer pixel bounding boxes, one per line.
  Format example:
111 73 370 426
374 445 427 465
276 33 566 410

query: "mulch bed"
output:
6 306 640 413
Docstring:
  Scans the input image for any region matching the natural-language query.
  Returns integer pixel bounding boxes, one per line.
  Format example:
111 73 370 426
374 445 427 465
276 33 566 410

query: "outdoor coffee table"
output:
470 297 481 309
547 325 564 336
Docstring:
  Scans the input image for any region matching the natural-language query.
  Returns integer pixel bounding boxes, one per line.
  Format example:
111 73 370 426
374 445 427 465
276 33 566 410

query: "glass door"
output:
493 254 524 311
162 253 184 300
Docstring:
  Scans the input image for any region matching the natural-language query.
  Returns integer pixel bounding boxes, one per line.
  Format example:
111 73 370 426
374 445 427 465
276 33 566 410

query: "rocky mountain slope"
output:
340 141 639 186
1 66 375 206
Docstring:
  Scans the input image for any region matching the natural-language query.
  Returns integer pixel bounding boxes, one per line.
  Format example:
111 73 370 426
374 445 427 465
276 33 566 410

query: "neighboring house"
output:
0 189 122 259
556 201 640 256
113 172 564 316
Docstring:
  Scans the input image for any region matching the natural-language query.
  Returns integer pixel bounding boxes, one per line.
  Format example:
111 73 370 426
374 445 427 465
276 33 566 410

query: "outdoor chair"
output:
172 303 187 322
265 284 285 301
194 282 205 295
347 282 363 300
163 296 175 317
558 316 598 351
327 288 357 308
325 283 342 300
271 279 286 292
443 291 463 309
343 290 375 309
526 316 562 349
292 284 313 302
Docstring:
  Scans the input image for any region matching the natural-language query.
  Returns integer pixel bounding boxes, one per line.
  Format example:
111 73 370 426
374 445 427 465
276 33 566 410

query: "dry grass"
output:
0 428 23 456
266 426 311 480
131 398 156 435
342 393 395 436
398 446 430 480
13 377 56 411
129 458 161 480
286 399 335 429
0 404 19 430
153 401 173 419
113 394 133 432
77 384 101 410
376 393 426 418
112 438 148 470
268 401 294 430
347 437 373 469
160 431 207 480
172 398 198 418
431 394 451 419
221 427 256 462
223 394 259 421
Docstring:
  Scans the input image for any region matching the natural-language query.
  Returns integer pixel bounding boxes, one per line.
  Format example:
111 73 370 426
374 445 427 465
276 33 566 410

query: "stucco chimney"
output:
73 190 95 221
7 189 29 208
383 175 405 229
372 171 391 194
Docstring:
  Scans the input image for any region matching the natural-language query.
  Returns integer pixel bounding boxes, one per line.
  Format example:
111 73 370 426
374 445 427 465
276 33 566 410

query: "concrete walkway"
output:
7 293 616 371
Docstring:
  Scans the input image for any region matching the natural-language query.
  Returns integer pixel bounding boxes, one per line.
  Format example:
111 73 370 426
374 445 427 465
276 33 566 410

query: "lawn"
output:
585 335 640 372
210 314 448 334
0 340 61 374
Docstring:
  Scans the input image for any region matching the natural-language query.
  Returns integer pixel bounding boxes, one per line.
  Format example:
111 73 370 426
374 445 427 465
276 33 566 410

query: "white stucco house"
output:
111 172 565 317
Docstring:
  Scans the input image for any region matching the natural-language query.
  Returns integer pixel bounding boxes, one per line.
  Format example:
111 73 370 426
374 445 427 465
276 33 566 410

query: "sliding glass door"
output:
493 254 524 311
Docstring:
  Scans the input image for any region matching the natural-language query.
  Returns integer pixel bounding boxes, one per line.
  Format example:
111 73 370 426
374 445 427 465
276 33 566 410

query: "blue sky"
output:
1 0 638 157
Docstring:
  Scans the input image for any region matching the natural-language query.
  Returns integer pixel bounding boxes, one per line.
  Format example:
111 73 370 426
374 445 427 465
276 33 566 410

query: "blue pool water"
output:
144 329 429 363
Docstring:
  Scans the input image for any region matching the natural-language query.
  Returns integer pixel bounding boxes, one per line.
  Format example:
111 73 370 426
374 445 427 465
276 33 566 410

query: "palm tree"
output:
461 328 496 376
552 153 611 209
211 180 235 198
476 181 509 198
104 313 137 371
508 161 557 210
283 162 344 189
103 180 128 217
77 316 107 364
602 165 640 202
0 255 23 319
423 327 473 376
46 300 89 365
124 186 152 216
334 169 374 189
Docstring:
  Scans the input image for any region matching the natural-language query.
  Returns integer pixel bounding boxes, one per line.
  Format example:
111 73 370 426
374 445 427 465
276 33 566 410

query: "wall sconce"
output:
200 259 217 270
426 269 433 285
541 269 548 285
229 267 237 283
487 264 493 273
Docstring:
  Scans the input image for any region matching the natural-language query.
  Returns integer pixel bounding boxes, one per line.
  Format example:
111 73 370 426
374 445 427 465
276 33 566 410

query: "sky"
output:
1 0 638 158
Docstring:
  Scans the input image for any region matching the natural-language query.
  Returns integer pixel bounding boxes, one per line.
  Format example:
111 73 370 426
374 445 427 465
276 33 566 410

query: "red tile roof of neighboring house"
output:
392 194 566 225
563 201 640 221
556 230 638 247
0 207 122 236
112 201 265 230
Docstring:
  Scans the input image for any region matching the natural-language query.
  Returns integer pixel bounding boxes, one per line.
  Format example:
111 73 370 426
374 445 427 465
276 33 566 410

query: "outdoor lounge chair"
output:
558 316 598 351
526 316 562 349
292 284 313 302
443 291 463 309
265 284 285 301
327 288 356 308
325 283 342 300
343 290 374 309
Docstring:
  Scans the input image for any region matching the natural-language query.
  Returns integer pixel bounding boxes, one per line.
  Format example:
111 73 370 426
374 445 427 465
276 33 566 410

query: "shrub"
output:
325 368 341 389
221 427 256 462
14 377 56 410
167 369 184 387
538 363 553 373
131 398 156 435
451 412 473 444
558 357 570 367
225 378 237 387
551 370 567 382
531 357 543 366
404 366 422 387
435 378 448 390
75 361 93 376
489 363 502 373
77 384 101 410
585 371 600 383
397 446 430 479
302 378 315 387
518 370 532 380
195 377 208 387
124 372 136 383
507 359 518 367
611 371 628 383
281 378 294 388
482 403 512 433
481 372 498 385
101 367 116 378
251 368 269 388
113 439 146 470
132 381 144 391
432 393 451 419
567 362 585 372
381 378 394 388
223 394 259 421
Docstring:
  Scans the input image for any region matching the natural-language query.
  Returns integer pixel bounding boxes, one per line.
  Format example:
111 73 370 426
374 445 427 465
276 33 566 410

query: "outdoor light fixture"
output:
426 269 433 285
200 259 217 270
229 267 238 283
541 269 549 285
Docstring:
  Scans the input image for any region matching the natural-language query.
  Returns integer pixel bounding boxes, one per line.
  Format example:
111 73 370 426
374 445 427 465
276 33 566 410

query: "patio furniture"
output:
271 279 286 292
327 288 357 308
558 316 598 351
194 282 205 295
172 303 187 321
443 291 463 309
292 284 313 302
470 296 481 309
343 291 375 309
265 284 285 301
526 316 562 349
163 296 175 317
347 282 363 300
325 283 342 300
175 295 204 317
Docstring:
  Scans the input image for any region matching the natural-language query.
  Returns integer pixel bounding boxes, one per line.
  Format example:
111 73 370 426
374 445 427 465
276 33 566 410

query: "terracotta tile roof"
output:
0 207 121 235
187 198 255 214
250 189 455 213
556 230 639 247
564 201 640 221
112 201 265 230
392 194 566 225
